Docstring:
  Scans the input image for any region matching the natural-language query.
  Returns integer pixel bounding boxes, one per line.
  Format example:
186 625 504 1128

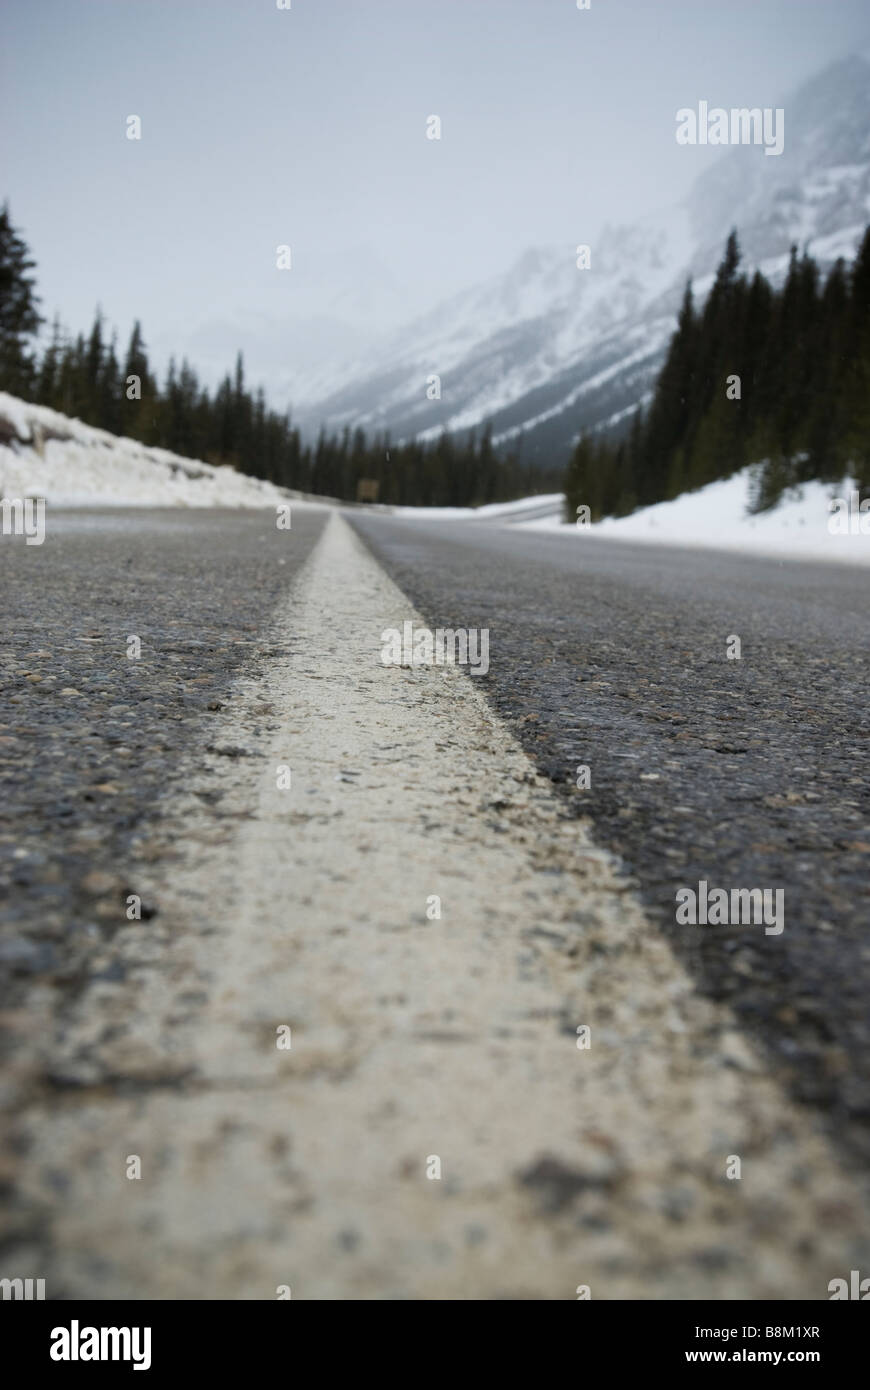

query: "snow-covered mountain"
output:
290 55 870 467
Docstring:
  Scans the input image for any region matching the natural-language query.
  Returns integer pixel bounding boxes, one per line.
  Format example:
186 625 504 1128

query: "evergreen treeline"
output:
564 226 870 520
0 205 558 507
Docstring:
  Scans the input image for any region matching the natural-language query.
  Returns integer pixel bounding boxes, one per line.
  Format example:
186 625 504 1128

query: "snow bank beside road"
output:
397 470 870 567
0 392 305 508
523 469 870 566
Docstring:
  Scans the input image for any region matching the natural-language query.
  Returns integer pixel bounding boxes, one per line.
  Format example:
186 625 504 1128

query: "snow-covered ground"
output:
396 472 870 567
532 471 870 567
0 393 309 509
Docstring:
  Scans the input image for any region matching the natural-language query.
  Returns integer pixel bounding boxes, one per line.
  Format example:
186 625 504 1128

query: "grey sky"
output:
3 0 870 396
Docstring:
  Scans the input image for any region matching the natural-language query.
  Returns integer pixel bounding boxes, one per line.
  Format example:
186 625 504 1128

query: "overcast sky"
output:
3 0 870 392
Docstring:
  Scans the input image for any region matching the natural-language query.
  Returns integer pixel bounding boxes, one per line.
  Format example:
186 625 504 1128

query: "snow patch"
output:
525 469 870 566
0 393 312 509
394 470 870 566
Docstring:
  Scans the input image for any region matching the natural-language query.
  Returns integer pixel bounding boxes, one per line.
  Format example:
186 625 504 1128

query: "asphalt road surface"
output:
350 514 870 1171
0 508 329 996
1 505 868 1298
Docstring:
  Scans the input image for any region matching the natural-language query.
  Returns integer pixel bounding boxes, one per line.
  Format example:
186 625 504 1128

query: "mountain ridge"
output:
291 54 870 467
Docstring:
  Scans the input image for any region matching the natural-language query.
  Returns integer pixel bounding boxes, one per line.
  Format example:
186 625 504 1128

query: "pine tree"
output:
805 258 849 483
36 313 64 406
84 309 105 419
844 227 870 493
0 205 42 396
643 280 696 500
740 270 774 460
99 333 122 434
564 433 603 521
